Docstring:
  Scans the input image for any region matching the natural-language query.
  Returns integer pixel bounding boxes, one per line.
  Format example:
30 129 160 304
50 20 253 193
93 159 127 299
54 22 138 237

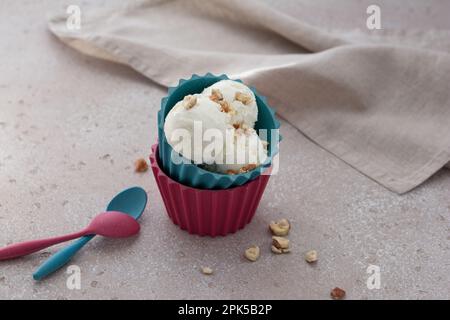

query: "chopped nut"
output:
201 267 213 275
134 158 148 172
271 245 284 254
330 287 346 300
272 236 289 249
235 92 253 105
218 100 235 114
183 95 197 109
271 236 290 254
271 245 290 254
233 123 251 132
244 245 260 262
305 250 318 263
269 219 290 236
271 245 280 254
209 89 223 102
239 164 257 173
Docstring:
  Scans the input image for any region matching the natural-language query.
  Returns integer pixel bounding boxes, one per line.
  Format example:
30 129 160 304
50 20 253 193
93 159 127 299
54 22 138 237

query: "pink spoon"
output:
0 211 140 261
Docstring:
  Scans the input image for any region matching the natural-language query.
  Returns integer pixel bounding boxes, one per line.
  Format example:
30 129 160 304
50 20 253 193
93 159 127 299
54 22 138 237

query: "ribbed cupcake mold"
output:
150 144 271 237
158 73 280 190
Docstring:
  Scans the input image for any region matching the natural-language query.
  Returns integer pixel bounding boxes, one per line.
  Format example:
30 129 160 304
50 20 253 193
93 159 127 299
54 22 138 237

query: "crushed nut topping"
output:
201 267 214 275
233 123 251 131
235 92 253 105
244 245 260 262
183 95 197 109
218 100 235 114
209 89 223 102
272 236 290 254
305 250 318 263
330 287 346 300
269 219 291 236
239 164 257 173
134 158 148 172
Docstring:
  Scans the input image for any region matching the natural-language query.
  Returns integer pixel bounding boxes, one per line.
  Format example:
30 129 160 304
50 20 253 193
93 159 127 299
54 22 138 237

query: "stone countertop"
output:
0 0 449 299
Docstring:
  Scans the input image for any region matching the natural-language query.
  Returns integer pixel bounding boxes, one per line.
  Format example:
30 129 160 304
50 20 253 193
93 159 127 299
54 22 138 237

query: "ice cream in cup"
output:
151 74 280 236
157 74 280 189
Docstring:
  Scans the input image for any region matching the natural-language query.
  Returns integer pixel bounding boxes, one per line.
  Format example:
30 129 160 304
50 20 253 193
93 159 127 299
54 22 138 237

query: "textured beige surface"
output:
0 0 449 300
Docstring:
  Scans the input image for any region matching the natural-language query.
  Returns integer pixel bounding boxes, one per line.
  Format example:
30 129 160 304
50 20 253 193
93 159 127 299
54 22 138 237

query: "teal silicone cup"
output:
158 73 280 190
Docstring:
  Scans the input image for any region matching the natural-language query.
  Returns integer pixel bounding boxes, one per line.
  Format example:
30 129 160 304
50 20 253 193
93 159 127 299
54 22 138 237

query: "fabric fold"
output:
48 0 450 193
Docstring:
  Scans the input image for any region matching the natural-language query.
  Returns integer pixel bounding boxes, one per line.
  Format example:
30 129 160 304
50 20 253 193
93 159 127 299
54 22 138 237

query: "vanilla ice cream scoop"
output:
202 80 258 128
164 94 232 164
164 80 267 174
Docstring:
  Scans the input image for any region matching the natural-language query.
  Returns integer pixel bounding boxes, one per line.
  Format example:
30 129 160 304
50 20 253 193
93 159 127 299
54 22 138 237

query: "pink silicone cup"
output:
150 144 271 237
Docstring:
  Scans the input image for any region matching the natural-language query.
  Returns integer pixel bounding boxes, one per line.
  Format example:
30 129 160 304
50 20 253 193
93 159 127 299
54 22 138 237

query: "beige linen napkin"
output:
48 0 450 193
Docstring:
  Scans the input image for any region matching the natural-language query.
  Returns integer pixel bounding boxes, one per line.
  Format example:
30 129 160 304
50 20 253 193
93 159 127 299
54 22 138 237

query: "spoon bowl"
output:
85 211 140 238
107 186 147 220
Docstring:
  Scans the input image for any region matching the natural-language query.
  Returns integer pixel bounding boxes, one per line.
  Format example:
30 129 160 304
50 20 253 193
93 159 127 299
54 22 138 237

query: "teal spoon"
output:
33 187 147 280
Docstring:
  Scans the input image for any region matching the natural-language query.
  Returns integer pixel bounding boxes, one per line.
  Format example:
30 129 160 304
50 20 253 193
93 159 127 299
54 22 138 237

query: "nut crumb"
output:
271 245 290 254
183 95 197 109
330 287 346 300
218 100 235 114
272 236 289 249
134 158 148 172
209 89 223 102
271 245 284 254
269 219 290 236
235 92 253 105
272 236 290 254
271 245 280 254
305 250 318 263
201 267 213 275
244 245 260 262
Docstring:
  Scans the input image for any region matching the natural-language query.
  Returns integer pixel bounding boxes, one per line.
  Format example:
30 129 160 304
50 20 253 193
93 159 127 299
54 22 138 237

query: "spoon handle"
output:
33 235 94 280
0 230 90 261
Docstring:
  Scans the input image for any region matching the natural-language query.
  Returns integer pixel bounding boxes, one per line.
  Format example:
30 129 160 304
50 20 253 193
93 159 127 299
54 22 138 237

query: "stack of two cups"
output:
150 74 280 237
